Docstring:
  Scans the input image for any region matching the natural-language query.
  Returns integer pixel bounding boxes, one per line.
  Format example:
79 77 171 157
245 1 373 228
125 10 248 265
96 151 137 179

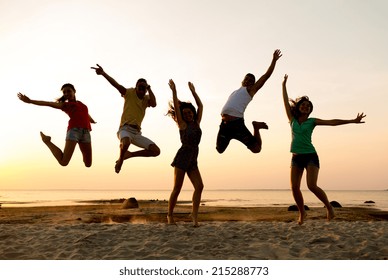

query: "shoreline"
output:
1 200 388 224
2 189 387 211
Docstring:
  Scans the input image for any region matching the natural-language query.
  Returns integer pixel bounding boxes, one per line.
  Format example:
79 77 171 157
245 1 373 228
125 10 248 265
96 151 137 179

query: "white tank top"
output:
221 87 252 118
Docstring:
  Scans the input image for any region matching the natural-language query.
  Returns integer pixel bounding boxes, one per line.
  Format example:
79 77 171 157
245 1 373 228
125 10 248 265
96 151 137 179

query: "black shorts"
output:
216 118 257 153
291 153 320 169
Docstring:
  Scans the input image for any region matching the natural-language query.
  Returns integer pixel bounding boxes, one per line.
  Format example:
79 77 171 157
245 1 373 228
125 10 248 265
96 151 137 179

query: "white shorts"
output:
117 124 155 149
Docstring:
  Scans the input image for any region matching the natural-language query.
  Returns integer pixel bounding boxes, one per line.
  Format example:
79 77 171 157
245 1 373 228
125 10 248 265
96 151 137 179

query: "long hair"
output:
167 100 197 123
56 83 76 103
289 96 313 119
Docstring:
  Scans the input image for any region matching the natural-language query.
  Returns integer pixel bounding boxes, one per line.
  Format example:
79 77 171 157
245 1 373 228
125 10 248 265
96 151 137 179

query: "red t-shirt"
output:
61 101 92 131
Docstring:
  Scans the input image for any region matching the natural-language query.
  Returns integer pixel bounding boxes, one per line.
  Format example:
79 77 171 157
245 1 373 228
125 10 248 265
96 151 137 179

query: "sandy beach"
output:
0 201 387 260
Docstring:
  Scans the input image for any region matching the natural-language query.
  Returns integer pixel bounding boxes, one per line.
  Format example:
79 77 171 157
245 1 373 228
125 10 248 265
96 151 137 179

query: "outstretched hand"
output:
91 64 104 75
188 82 195 93
273 49 282 61
283 74 288 84
354 113 366 123
168 79 176 91
17 92 31 103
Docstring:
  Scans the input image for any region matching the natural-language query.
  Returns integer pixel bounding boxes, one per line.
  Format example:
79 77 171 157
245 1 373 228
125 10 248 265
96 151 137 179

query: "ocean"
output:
1 189 388 211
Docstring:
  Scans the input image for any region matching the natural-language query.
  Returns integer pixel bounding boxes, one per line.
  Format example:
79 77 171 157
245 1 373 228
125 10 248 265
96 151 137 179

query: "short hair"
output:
136 78 147 86
245 73 256 80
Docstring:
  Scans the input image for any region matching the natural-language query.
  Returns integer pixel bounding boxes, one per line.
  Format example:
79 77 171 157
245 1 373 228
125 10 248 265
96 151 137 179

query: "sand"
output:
0 201 387 260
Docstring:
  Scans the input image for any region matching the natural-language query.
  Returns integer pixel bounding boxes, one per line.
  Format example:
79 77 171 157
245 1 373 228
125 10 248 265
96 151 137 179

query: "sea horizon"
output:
1 188 387 211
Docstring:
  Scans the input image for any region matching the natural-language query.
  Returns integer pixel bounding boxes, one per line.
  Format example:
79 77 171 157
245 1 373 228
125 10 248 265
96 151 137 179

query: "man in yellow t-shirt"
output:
91 64 160 173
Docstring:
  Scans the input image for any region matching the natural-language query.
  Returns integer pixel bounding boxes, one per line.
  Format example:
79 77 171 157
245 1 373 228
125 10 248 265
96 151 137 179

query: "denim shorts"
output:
66 128 91 143
291 153 320 169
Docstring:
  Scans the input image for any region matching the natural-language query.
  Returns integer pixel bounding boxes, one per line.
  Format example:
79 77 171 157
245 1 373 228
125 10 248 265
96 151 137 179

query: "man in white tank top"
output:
216 49 282 154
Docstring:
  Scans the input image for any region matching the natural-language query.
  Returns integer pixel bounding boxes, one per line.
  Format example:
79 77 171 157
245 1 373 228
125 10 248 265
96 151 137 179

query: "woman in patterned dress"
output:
167 79 204 227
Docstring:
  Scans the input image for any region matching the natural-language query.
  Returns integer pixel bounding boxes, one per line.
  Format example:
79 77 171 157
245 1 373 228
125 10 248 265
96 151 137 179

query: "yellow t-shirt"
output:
120 88 150 128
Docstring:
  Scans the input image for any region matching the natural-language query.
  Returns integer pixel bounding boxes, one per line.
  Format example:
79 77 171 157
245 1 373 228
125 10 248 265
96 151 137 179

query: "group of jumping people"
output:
18 49 366 226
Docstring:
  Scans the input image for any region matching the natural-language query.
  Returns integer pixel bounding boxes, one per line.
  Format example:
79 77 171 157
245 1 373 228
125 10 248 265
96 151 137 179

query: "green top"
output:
290 117 317 154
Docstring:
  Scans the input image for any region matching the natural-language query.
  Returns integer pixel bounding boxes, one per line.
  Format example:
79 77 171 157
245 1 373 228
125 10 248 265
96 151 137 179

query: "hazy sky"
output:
1 0 387 191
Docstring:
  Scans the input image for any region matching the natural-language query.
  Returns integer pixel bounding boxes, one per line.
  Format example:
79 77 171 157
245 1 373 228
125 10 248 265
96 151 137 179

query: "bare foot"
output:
40 131 51 143
252 121 268 130
167 215 177 225
114 159 123 174
298 211 307 225
115 151 133 173
191 214 199 227
327 206 335 221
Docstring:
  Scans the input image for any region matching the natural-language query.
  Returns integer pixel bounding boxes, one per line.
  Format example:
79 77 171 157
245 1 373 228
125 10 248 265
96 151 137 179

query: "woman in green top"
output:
282 74 366 225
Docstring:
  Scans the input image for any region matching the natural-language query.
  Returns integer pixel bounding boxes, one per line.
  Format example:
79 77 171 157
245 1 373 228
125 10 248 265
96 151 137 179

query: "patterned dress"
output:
171 122 202 172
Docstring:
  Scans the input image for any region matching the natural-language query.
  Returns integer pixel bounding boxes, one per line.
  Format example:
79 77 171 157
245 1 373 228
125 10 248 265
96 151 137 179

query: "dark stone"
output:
121 197 139 209
364 200 375 204
330 201 342 208
288 205 298 211
288 205 309 211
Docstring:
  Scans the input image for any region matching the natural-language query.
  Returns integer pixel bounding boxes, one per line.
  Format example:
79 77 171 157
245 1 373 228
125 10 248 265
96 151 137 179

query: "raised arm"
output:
282 74 293 122
91 64 126 96
249 49 282 97
17 93 62 109
147 85 157 108
315 113 366 126
188 82 203 124
168 79 185 128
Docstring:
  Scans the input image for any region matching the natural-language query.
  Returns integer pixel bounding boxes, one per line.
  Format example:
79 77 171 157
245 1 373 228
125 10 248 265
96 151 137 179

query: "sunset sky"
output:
1 0 387 192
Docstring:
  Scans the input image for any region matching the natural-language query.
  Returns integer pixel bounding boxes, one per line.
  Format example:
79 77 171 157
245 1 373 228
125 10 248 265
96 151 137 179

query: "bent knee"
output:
250 146 262 154
307 184 319 191
149 144 161 156
196 183 204 192
216 146 226 154
120 137 131 147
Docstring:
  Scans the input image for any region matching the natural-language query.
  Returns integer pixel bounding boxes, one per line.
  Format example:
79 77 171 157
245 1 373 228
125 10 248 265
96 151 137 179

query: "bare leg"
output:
306 165 335 221
115 137 131 173
115 143 160 173
187 168 204 227
125 144 160 158
167 167 185 225
250 121 269 153
78 142 92 167
291 166 306 225
40 132 76 166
